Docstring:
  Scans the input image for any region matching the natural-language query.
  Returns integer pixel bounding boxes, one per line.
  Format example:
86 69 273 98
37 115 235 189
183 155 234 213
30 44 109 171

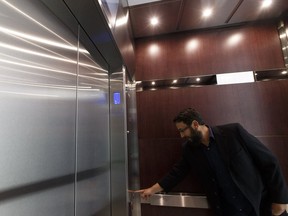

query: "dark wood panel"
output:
137 80 288 139
135 22 284 81
137 80 288 196
139 138 204 193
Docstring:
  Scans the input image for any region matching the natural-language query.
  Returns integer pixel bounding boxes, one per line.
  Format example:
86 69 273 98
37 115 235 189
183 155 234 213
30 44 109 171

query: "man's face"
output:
175 121 202 144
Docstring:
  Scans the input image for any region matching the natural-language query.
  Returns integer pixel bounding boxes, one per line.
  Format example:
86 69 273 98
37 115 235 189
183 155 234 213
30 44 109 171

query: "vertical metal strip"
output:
108 66 112 216
278 21 288 69
74 24 80 216
123 66 129 214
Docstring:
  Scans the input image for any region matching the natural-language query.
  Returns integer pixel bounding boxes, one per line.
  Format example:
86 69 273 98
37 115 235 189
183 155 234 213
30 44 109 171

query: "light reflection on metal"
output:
0 41 104 71
115 12 129 27
0 90 59 98
0 58 76 76
1 0 77 50
147 193 209 209
278 21 288 68
0 42 76 63
0 71 107 90
0 26 88 53
0 1 107 76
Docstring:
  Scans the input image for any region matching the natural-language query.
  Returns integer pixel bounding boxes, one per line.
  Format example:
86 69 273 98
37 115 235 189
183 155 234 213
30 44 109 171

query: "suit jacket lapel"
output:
211 126 231 168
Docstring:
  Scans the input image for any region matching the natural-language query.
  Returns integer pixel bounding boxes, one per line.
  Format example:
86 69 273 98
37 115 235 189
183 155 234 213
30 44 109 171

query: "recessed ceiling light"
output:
150 17 159 26
172 80 177 84
261 0 272 8
151 81 156 85
196 78 201 82
202 8 212 18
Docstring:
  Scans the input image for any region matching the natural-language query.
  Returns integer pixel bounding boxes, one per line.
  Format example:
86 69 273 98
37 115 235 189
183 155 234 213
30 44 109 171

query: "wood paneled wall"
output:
135 21 288 216
137 80 288 186
137 80 288 215
135 22 284 81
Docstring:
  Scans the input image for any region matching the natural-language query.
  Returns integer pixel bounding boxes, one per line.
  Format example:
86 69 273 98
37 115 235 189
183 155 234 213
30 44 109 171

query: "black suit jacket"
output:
158 123 288 216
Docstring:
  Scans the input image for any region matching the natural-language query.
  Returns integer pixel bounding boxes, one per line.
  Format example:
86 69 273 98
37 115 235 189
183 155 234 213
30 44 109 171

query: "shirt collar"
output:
208 125 215 141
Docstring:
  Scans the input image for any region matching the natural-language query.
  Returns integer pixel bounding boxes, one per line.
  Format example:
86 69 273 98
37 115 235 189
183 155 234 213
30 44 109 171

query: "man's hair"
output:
173 108 205 125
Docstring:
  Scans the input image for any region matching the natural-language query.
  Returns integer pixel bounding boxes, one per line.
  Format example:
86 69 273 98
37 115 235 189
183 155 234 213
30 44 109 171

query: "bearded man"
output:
137 108 288 216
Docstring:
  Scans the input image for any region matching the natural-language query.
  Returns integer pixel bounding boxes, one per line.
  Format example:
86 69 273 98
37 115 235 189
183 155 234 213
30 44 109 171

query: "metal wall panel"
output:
0 0 77 215
126 83 141 216
76 34 110 216
110 69 129 216
0 0 127 215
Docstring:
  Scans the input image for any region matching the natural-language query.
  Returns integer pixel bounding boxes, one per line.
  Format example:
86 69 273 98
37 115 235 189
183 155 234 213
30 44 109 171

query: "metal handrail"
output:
130 192 209 209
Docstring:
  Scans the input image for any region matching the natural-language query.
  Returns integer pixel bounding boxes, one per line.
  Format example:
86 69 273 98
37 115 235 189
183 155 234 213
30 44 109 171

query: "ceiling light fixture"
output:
151 81 156 85
261 0 272 8
202 8 212 18
172 80 177 84
150 17 159 26
196 78 201 82
281 71 287 75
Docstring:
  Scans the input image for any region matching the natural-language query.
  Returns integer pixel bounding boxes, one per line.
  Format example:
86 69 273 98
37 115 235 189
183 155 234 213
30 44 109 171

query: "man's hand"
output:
133 183 163 200
272 203 287 216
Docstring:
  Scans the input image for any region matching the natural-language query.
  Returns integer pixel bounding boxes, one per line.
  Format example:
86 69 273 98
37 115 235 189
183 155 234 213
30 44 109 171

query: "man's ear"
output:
191 120 199 129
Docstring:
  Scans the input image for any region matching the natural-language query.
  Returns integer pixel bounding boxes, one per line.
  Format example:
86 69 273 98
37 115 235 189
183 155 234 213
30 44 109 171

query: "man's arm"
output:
236 123 288 214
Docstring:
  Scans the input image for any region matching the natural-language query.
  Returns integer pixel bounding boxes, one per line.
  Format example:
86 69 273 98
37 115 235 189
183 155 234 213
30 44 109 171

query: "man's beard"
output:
188 127 202 145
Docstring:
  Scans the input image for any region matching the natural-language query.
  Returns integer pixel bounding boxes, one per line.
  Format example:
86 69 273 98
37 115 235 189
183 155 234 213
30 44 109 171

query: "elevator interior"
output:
1 0 287 216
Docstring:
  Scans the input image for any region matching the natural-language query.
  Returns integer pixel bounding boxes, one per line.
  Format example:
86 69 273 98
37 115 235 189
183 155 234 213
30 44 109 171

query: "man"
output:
137 108 288 216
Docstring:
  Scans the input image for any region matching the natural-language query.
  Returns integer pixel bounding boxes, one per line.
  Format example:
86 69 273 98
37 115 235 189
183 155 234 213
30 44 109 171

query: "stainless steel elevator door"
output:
76 35 110 216
0 0 75 215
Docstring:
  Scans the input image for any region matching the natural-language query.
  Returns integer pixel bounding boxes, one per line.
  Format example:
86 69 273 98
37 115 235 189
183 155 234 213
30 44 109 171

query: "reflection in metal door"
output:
110 67 129 216
126 82 141 216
